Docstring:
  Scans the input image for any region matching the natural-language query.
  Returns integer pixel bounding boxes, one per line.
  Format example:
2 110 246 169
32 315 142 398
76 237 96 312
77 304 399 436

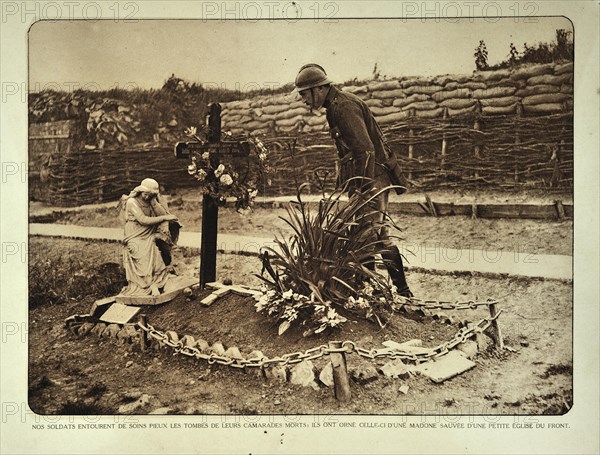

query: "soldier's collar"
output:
322 85 339 109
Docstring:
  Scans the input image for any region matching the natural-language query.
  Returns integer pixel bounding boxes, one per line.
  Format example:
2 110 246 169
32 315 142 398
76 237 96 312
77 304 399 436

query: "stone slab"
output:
413 351 476 383
90 295 117 316
115 276 197 306
100 303 141 324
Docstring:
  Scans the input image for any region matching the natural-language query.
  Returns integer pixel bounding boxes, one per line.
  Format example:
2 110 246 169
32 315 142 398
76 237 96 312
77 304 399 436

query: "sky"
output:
28 17 572 92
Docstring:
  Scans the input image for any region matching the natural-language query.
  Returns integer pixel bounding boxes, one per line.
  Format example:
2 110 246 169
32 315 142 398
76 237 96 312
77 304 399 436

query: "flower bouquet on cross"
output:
183 126 271 212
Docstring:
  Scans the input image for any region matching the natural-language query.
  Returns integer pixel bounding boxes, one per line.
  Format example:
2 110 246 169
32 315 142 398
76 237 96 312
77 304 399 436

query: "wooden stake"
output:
408 109 415 180
473 103 482 181
441 107 448 169
329 341 351 402
555 200 565 221
488 304 504 350
514 103 524 184
139 314 148 351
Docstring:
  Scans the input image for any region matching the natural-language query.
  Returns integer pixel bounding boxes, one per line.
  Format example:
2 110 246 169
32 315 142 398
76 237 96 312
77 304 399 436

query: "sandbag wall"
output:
221 62 573 192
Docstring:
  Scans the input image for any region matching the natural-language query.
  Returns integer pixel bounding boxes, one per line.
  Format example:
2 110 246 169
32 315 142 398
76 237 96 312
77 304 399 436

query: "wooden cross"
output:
175 103 250 289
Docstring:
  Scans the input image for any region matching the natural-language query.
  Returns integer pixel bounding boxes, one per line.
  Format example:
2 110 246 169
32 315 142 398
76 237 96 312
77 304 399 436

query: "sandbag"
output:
365 98 385 108
238 115 253 124
462 82 487 91
402 100 439 111
527 73 572 86
277 123 302 133
432 88 472 102
228 100 251 110
276 115 304 127
440 98 476 109
404 84 443 95
371 88 406 100
443 81 460 90
473 86 517 99
305 115 327 126
560 84 573 94
246 120 270 130
522 93 570 105
275 106 309 120
515 84 560 97
415 107 444 118
474 68 511 82
371 106 400 116
554 62 574 75
303 124 327 133
448 105 476 117
481 104 517 115
400 77 433 89
510 63 554 80
480 96 520 107
342 85 368 94
376 111 410 125
523 103 564 114
393 93 429 107
368 80 400 91
262 104 290 115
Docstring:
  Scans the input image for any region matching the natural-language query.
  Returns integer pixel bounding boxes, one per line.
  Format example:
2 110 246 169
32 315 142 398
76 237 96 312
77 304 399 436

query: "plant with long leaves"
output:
255 178 406 335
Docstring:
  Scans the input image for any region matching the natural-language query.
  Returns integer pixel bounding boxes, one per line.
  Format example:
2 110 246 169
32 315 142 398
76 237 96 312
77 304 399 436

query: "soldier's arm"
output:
335 100 376 180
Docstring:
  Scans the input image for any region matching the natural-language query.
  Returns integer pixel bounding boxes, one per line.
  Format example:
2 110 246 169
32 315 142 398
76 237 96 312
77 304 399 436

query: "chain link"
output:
135 312 501 370
395 297 499 312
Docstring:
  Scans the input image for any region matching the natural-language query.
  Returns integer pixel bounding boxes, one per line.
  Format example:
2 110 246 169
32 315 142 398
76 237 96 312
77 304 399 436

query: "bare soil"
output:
28 237 572 415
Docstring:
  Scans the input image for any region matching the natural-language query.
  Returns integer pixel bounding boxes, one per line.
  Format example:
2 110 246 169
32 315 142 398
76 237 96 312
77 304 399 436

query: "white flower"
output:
220 174 233 186
282 289 293 300
201 152 210 160
249 189 258 198
214 164 225 178
196 169 207 182
258 152 267 161
187 163 197 174
184 126 197 137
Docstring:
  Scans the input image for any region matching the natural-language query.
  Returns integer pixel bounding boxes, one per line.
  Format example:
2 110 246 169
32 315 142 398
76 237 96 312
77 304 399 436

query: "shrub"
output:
255 180 407 336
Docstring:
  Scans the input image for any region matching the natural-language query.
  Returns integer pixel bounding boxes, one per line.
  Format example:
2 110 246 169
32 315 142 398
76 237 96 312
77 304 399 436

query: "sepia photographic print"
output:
1 1 599 454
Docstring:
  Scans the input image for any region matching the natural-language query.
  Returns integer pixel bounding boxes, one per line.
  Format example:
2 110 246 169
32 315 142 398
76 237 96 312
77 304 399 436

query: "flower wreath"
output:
184 126 271 212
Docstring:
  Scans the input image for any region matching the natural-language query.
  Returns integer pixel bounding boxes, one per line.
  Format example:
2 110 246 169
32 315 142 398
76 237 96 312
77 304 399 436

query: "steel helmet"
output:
294 64 332 91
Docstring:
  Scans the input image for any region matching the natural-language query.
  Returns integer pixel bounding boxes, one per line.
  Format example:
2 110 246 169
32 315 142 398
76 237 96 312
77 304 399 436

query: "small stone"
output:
224 346 243 359
289 361 318 389
379 359 410 379
125 360 133 368
90 323 107 337
102 324 121 338
274 399 281 405
195 339 210 352
457 340 479 359
398 385 410 394
318 362 334 388
183 287 194 298
265 366 287 383
180 335 196 348
351 366 380 384
188 380 196 385
210 342 225 356
165 331 179 343
77 322 95 336
223 278 233 285
520 340 529 347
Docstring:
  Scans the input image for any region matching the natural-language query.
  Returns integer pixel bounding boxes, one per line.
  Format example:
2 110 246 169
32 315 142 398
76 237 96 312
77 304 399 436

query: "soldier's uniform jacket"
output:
323 85 391 191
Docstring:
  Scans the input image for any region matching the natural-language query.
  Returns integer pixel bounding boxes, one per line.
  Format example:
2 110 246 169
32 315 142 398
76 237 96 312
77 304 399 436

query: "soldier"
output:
294 64 412 297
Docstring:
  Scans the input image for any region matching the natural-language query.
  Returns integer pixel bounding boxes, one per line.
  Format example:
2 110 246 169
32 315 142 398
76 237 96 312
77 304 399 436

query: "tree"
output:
474 40 489 71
